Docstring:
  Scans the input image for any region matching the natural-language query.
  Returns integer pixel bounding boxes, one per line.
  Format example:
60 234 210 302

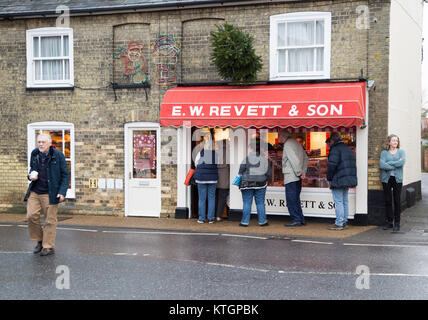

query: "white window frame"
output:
27 122 75 198
270 12 331 81
26 27 74 88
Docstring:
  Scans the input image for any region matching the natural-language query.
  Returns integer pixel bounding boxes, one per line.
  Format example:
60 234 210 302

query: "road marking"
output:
102 230 220 236
221 233 269 240
0 225 13 227
17 225 28 228
343 243 428 248
113 252 138 256
56 227 98 233
0 251 33 254
292 240 333 245
277 270 428 278
206 262 269 273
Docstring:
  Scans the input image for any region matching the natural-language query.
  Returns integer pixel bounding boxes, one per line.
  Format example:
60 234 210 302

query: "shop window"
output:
27 122 75 198
133 130 157 179
26 28 74 88
270 12 331 80
266 129 356 188
194 127 355 189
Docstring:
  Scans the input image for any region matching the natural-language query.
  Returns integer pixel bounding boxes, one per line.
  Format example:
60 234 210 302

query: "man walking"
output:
24 133 69 256
278 131 308 227
326 132 357 230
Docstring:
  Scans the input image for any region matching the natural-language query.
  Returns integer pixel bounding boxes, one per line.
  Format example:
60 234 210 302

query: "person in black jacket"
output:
326 132 357 230
24 133 69 256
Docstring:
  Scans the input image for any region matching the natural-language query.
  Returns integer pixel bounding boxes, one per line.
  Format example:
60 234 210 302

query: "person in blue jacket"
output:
24 133 69 256
379 134 405 232
193 137 218 224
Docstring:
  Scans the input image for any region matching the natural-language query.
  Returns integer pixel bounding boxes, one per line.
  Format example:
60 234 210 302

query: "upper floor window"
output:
270 12 331 80
26 28 74 88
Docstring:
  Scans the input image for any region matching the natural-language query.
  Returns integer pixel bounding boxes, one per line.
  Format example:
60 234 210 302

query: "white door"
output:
125 123 161 217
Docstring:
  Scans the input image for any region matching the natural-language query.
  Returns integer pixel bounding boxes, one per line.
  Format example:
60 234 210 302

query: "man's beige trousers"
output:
26 192 58 249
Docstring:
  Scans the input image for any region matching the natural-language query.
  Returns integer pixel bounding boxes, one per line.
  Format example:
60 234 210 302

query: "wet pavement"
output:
1 217 428 300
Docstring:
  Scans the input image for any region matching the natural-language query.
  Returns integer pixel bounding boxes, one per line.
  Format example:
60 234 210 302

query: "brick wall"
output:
0 0 392 216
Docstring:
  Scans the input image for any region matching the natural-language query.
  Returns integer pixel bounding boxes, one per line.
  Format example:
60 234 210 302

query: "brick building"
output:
0 0 423 225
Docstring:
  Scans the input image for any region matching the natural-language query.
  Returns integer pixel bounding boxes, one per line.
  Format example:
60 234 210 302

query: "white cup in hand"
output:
30 171 38 180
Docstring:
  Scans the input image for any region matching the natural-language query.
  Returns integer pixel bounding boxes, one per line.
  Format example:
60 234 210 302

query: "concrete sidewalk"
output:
0 211 377 240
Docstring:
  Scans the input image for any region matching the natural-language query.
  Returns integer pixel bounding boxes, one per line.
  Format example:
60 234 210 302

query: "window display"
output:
200 127 356 189
133 130 157 179
38 129 72 189
266 129 356 188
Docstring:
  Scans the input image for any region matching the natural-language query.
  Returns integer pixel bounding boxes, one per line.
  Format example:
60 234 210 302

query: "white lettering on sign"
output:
271 105 281 116
259 105 269 116
210 106 219 116
234 105 245 116
247 105 258 116
172 105 182 116
220 106 231 116
307 104 343 116
190 106 203 116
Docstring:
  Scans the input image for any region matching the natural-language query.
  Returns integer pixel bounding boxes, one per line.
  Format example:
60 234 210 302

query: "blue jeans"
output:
240 187 268 225
331 187 349 227
197 183 216 222
285 179 305 223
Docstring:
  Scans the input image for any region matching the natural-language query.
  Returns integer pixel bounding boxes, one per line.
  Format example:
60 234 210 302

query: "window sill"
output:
112 83 150 89
26 86 74 91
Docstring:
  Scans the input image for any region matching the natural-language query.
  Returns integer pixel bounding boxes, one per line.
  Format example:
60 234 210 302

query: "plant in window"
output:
210 23 262 85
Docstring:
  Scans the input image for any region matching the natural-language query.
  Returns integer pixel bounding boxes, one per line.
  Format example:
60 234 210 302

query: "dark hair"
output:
329 132 341 142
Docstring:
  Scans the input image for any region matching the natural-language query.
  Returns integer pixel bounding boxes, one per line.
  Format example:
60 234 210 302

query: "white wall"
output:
388 0 424 185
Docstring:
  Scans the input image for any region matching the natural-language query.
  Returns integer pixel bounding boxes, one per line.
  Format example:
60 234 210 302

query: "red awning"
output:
159 82 367 128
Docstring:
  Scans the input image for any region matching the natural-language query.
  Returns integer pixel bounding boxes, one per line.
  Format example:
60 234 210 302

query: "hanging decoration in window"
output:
114 41 148 84
151 35 181 86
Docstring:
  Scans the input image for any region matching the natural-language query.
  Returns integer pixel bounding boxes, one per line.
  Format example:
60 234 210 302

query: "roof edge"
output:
0 0 305 19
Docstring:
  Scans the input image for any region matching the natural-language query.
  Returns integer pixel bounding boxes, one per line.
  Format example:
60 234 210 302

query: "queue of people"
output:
190 130 405 232
25 131 406 256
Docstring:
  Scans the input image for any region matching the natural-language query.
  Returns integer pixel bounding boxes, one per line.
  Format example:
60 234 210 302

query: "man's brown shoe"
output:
33 241 43 254
40 248 55 256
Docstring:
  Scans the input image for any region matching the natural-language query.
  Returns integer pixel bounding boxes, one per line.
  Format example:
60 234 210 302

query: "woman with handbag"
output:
237 141 272 227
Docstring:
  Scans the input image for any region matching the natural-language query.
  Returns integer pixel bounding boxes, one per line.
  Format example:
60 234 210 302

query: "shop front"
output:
160 82 368 223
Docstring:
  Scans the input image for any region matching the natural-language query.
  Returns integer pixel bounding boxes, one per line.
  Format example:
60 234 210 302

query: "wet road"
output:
1 223 428 300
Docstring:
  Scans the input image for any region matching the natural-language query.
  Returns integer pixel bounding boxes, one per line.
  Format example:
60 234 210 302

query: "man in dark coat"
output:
326 132 357 230
24 133 69 256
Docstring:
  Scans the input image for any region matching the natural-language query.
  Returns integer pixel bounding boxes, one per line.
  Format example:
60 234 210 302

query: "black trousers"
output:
215 188 229 218
382 176 402 224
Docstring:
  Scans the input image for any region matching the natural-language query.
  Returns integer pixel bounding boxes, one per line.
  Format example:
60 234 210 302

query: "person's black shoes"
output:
259 222 269 227
40 248 55 256
285 221 303 227
393 223 400 232
383 223 393 230
33 241 43 254
239 223 248 227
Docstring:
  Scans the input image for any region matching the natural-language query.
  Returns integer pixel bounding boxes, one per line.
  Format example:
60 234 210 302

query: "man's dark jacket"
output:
327 140 357 189
24 146 69 204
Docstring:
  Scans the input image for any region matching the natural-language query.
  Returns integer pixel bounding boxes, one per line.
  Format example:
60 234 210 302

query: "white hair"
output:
37 133 52 143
